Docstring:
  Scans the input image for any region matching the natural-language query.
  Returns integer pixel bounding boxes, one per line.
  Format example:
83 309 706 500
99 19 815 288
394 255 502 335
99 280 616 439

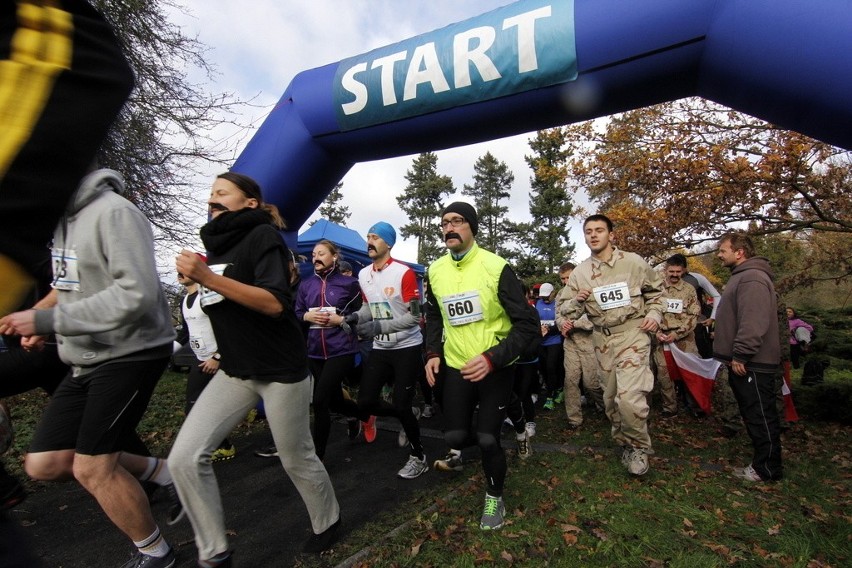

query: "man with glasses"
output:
424 202 538 531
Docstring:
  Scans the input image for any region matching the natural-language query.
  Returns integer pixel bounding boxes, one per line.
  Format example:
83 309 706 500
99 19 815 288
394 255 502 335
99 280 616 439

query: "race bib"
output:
665 298 684 314
540 320 555 327
199 264 229 307
51 248 80 291
189 335 207 351
308 306 337 328
368 301 394 320
442 291 484 326
592 282 631 310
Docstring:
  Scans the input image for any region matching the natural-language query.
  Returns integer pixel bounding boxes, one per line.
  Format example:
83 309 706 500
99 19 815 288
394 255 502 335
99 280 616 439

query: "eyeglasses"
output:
440 216 466 229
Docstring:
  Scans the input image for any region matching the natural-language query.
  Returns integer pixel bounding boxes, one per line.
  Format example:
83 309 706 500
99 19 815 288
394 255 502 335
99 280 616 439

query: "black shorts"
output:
28 356 168 456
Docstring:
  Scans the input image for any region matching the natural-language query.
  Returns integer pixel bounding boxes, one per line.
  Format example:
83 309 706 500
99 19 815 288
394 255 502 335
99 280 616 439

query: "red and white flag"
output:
781 362 799 422
663 343 720 415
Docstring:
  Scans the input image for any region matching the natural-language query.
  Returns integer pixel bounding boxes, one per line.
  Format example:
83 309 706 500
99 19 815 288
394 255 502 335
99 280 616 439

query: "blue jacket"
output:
535 299 562 347
295 267 362 359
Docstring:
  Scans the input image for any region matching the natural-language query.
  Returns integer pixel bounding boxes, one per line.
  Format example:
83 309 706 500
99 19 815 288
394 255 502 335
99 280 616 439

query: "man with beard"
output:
562 214 663 477
713 232 783 482
349 222 427 479
169 172 340 566
425 202 539 530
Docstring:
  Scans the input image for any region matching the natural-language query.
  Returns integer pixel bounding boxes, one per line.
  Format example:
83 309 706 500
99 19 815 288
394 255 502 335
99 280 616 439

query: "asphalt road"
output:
4 414 462 568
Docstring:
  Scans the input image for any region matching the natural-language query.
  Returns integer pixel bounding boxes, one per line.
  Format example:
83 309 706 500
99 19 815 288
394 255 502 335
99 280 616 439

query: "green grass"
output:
4 368 851 567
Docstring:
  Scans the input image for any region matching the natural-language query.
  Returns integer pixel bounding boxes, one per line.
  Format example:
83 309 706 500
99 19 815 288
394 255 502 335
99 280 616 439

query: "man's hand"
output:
460 354 492 383
638 316 658 333
21 335 46 351
0 309 37 337
656 331 674 344
425 357 441 387
560 320 574 336
575 289 591 303
731 360 747 376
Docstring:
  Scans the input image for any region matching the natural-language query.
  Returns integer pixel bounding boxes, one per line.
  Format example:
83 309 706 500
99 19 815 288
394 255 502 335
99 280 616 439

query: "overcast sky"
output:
166 0 591 265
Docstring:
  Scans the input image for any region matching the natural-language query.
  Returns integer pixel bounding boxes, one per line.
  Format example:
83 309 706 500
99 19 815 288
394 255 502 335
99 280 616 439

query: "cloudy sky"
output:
166 0 591 264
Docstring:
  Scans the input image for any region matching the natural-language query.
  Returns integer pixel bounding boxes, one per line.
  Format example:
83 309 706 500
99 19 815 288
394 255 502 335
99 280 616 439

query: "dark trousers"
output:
728 367 783 481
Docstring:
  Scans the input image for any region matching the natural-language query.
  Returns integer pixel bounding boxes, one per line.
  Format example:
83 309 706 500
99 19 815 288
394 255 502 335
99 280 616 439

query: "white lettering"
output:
403 42 451 101
371 51 408 106
340 62 369 115
503 6 552 73
453 26 501 88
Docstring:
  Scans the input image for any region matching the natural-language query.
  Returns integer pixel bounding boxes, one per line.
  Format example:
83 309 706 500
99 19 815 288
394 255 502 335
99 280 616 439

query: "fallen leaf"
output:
500 550 513 563
562 533 578 545
683 517 694 529
767 524 781 536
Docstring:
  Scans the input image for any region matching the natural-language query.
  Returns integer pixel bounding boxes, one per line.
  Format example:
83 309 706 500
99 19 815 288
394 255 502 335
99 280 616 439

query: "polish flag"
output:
663 343 720 415
781 362 799 422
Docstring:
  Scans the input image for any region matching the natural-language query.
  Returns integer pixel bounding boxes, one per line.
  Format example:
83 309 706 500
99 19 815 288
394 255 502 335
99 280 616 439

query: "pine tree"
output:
521 128 577 275
462 152 514 256
396 153 455 264
313 183 350 225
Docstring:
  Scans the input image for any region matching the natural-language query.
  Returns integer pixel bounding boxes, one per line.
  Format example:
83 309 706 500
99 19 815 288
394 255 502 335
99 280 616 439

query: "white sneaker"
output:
516 432 532 459
398 407 422 447
525 422 536 438
733 464 763 482
626 448 649 476
397 454 428 479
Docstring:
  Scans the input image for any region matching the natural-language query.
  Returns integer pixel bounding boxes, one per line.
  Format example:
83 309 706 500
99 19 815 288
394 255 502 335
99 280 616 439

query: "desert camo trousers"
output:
562 337 603 426
592 326 654 452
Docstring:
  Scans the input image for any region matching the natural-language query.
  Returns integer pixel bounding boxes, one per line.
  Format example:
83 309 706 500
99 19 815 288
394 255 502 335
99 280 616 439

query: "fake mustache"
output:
209 203 228 213
445 232 462 242
367 245 377 252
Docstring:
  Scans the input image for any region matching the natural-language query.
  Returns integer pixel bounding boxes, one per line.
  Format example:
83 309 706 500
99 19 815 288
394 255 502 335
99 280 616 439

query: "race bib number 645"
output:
592 282 631 310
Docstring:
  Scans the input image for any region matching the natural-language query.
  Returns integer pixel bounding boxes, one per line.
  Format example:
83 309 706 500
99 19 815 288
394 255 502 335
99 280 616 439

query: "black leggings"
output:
309 354 368 459
513 360 537 424
357 345 424 457
538 343 563 397
442 365 515 496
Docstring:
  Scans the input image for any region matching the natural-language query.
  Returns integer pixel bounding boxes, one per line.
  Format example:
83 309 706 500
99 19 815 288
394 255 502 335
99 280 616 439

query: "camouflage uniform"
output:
555 286 603 426
652 279 700 414
564 248 664 452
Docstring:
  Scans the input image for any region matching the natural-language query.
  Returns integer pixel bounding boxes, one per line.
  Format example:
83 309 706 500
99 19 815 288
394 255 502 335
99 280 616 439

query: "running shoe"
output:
626 448 649 476
211 444 236 463
554 389 565 404
433 451 463 472
397 454 428 479
542 398 555 411
397 407 421 448
302 518 341 553
363 416 377 443
516 432 532 459
525 421 536 438
0 478 26 511
421 404 434 418
120 547 175 568
347 418 361 440
479 494 506 530
254 444 279 458
164 482 186 526
733 464 763 482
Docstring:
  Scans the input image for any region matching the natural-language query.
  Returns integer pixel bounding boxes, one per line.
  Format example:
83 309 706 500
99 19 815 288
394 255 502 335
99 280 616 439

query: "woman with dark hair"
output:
296 239 375 459
169 172 341 567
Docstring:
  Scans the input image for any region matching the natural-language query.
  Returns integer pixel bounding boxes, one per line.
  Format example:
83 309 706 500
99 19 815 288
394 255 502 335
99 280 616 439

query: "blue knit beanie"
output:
367 221 396 248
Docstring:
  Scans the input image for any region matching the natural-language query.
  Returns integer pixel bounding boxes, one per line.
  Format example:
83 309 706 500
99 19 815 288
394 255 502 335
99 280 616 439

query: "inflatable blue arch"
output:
232 0 852 242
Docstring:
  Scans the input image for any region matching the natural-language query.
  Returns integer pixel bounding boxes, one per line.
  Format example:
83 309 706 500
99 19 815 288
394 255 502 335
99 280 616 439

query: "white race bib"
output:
199 264 229 307
665 298 684 314
189 335 207 351
51 248 80 291
592 282 631 310
442 291 484 326
308 306 337 328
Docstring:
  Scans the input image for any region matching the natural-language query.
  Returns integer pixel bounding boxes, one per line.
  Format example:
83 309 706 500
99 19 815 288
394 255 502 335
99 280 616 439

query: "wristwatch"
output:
212 353 221 361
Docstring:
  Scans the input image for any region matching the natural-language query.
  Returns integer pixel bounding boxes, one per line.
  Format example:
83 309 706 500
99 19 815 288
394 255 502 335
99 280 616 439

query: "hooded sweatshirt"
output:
34 169 174 369
712 256 780 372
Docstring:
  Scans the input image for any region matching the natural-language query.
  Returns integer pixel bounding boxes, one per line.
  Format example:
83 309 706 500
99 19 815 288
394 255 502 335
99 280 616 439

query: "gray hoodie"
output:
712 256 780 373
34 169 174 369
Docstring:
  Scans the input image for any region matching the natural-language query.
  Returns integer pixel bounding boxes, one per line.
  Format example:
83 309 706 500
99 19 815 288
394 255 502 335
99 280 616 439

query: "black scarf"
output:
200 208 273 255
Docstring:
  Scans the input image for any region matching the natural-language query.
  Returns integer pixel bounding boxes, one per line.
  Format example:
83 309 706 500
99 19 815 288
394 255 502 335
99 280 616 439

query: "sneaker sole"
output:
398 465 429 479
167 508 187 526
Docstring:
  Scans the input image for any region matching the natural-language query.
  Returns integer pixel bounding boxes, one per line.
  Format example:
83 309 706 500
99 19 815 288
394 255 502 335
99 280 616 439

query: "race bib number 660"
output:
592 282 631 310
442 291 484 326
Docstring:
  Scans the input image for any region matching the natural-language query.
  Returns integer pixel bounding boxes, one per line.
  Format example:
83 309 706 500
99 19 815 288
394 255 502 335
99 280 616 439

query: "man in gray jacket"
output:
713 232 783 482
0 169 180 568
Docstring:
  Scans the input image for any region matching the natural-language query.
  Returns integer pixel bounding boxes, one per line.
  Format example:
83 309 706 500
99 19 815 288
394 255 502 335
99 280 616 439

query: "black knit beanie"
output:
442 201 478 235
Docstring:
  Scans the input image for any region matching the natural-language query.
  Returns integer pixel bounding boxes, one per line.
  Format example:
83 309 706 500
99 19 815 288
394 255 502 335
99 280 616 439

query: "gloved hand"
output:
356 320 382 339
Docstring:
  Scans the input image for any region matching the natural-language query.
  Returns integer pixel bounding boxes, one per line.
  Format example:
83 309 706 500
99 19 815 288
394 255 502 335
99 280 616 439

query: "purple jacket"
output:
295 268 362 359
